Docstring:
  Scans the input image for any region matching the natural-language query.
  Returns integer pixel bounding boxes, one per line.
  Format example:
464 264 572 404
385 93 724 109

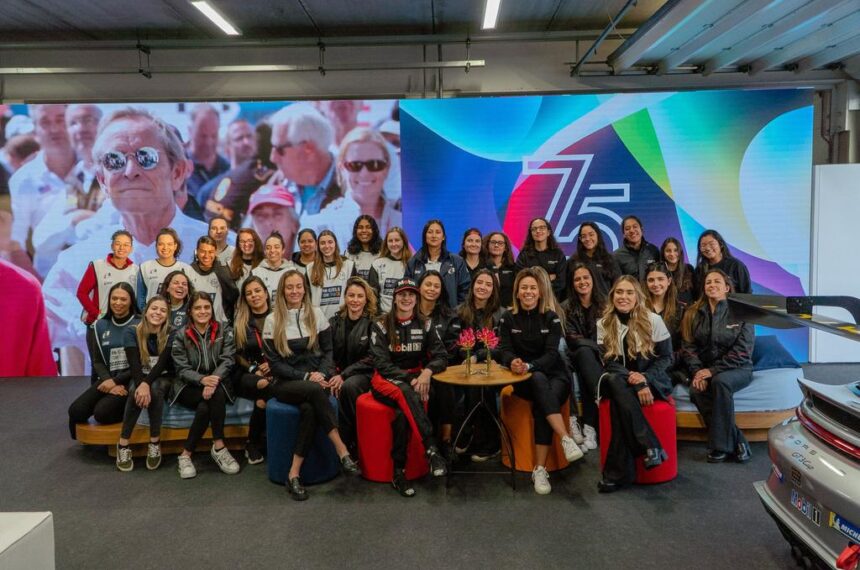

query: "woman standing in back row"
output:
515 217 567 302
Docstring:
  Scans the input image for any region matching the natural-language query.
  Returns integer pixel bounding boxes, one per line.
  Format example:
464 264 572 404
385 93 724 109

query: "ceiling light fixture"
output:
191 1 241 36
482 0 501 30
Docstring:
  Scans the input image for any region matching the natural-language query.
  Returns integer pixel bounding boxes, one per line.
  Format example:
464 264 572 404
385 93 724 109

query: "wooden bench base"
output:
675 409 796 442
75 422 249 457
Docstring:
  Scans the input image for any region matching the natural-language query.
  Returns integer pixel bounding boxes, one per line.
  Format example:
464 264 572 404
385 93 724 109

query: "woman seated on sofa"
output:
680 269 755 464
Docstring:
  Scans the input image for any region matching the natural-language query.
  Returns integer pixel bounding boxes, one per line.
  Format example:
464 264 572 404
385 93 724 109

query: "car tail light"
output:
797 406 860 461
837 544 860 570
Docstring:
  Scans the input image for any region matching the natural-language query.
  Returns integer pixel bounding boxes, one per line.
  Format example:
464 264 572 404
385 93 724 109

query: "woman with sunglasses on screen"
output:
613 215 660 281
77 230 139 325
308 229 357 320
68 282 140 439
252 231 295 303
368 226 411 314
482 231 516 308
499 268 583 495
660 237 694 303
186 236 238 325
561 262 607 453
228 227 264 288
596 275 673 493
459 228 486 280
694 229 752 295
456 268 504 461
406 219 470 309
567 221 620 298
160 270 194 329
136 227 191 310
336 127 401 234
344 215 382 280
170 291 240 479
328 276 378 456
231 276 273 465
370 278 450 497
263 270 361 500
515 217 568 303
680 269 755 464
115 295 174 472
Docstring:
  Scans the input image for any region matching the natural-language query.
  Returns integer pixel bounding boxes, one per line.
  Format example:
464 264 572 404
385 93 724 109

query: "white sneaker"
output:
561 435 584 462
569 416 585 444
532 466 551 495
211 446 240 475
178 455 197 479
583 424 598 450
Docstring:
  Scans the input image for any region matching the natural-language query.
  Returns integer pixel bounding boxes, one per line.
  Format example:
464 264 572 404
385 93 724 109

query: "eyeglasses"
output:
343 160 388 173
272 141 299 154
101 147 160 172
488 240 506 246
530 225 548 233
700 240 719 251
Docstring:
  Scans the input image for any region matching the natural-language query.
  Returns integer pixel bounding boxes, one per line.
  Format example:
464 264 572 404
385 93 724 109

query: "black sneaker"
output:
245 441 264 465
392 469 415 497
426 446 448 477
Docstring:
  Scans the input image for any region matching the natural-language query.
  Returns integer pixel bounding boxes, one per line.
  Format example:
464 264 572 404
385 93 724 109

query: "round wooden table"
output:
434 361 530 489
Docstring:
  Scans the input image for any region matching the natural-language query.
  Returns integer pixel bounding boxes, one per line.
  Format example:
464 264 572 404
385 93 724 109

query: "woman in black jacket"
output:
499 268 583 496
68 282 140 439
329 276 378 456
613 215 660 281
231 276 272 465
115 295 174 472
567 221 621 298
482 231 516 308
405 219 470 309
263 270 360 500
515 217 567 302
694 229 752 295
186 236 239 325
681 269 755 463
660 237 694 303
459 227 485 280
171 291 240 479
370 278 450 497
596 275 673 493
561 262 606 453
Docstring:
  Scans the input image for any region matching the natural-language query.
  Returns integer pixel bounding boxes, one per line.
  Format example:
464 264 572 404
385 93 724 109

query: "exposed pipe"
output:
570 0 638 77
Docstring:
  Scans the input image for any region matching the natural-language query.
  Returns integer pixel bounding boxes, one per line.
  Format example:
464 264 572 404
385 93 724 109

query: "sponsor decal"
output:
790 489 821 526
790 467 801 486
829 512 860 542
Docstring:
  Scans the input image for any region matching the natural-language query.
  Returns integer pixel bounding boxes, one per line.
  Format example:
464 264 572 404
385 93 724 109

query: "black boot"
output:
392 468 415 497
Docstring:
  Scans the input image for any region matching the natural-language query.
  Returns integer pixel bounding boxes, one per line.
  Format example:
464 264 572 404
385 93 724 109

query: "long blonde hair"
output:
136 296 171 364
511 268 551 315
272 269 319 356
530 265 565 333
310 229 345 287
600 275 654 360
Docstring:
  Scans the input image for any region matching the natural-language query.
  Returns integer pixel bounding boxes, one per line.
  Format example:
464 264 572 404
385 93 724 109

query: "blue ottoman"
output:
266 396 341 485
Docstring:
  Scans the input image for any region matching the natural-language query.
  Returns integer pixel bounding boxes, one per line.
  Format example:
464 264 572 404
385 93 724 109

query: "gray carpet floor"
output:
1 363 857 569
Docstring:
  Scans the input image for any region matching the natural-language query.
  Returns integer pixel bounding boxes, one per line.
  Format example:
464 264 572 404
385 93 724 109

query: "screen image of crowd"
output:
0 93 796 497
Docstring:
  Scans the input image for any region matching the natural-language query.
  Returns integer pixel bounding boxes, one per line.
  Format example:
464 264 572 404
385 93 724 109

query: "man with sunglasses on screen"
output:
41 107 208 375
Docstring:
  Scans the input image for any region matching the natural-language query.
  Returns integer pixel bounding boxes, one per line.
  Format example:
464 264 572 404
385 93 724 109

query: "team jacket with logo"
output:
498 308 564 377
137 259 191 310
307 259 356 320
681 299 755 375
368 256 406 313
370 316 448 383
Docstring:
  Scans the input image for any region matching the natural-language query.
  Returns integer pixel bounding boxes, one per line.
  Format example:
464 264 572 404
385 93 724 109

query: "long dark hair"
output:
160 270 194 305
310 229 345 287
458 227 484 261
643 261 679 324
346 214 382 255
573 221 614 266
482 231 514 266
417 269 452 318
681 268 734 343
419 219 447 257
230 227 264 280
458 268 500 330
567 262 606 315
696 229 732 268
521 217 560 254
233 276 269 349
660 237 691 294
381 287 424 350
103 282 140 320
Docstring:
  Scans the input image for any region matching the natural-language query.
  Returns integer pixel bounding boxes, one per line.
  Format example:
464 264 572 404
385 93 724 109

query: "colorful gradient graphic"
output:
401 89 813 359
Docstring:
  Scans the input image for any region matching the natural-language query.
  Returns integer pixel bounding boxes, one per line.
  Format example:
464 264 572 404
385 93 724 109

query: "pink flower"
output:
457 328 476 350
477 328 499 350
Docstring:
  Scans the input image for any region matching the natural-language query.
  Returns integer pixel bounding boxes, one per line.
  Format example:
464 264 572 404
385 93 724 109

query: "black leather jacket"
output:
681 299 754 375
329 313 374 378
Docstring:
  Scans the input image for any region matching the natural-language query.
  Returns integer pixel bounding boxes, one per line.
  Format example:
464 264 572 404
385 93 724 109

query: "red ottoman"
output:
355 392 429 482
598 396 677 484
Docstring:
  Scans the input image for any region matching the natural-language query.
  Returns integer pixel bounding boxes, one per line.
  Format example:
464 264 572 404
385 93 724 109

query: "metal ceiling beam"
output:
657 0 783 73
749 10 860 75
702 0 856 75
608 0 713 72
795 35 860 73
570 0 638 76
0 29 636 51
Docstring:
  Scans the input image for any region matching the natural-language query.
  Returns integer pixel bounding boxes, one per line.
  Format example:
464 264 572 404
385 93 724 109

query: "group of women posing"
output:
70 212 755 497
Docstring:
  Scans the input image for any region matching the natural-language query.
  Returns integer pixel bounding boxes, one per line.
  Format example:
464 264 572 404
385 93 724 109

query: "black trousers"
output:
688 368 753 453
68 384 127 439
175 384 227 453
512 371 568 446
463 386 500 454
429 379 456 428
271 381 337 458
371 376 437 470
237 372 274 445
337 373 371 452
570 346 603 430
600 373 662 485
120 379 170 440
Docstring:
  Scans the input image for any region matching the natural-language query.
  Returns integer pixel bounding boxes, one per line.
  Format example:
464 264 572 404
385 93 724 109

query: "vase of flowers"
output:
457 328 476 376
476 328 499 375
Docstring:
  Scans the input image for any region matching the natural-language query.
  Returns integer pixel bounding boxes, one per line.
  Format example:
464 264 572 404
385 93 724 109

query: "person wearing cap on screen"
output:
248 184 300 256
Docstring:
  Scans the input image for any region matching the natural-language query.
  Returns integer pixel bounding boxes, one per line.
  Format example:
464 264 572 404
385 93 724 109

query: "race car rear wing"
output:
728 294 860 344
